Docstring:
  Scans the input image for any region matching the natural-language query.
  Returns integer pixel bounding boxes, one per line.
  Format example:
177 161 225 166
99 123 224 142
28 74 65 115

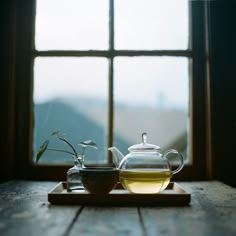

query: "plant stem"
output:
58 134 78 157
47 148 82 166
47 148 75 156
81 147 85 156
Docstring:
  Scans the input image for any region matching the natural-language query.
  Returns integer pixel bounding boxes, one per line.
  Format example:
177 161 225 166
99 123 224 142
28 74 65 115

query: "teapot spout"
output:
108 147 124 167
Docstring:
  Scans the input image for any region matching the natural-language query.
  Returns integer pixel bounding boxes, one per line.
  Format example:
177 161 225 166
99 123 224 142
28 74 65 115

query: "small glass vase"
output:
66 155 83 192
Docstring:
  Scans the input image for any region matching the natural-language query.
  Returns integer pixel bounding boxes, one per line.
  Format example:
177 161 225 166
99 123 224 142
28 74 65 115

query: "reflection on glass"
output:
113 57 189 159
115 0 189 49
33 57 108 163
35 0 108 50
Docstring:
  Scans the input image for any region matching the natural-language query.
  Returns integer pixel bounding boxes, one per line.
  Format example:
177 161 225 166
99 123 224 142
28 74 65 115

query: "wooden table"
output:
0 181 235 236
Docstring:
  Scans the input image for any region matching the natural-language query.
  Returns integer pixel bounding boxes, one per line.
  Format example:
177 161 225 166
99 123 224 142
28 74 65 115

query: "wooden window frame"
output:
11 0 209 181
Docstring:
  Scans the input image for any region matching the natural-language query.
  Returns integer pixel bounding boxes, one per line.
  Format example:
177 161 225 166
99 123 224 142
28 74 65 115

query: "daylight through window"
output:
33 0 190 164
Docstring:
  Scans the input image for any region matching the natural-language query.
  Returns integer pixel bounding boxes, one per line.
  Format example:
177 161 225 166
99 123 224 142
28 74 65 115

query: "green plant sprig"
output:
36 131 97 165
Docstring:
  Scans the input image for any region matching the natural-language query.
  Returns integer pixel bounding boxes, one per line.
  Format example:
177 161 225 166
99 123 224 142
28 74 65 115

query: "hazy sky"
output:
34 0 189 110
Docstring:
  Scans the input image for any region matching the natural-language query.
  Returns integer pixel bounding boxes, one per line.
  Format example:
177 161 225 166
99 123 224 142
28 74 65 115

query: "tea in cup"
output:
79 167 119 194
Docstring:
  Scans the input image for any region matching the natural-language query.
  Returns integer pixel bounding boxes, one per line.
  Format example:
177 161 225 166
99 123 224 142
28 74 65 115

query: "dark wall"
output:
208 0 236 186
0 0 16 182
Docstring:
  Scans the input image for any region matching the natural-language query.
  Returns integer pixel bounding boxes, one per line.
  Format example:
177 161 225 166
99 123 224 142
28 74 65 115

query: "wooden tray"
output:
48 182 191 206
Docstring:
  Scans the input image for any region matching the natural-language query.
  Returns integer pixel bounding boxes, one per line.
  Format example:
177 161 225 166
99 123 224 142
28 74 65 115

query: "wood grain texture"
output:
140 182 236 236
0 181 235 236
69 207 143 236
0 181 79 236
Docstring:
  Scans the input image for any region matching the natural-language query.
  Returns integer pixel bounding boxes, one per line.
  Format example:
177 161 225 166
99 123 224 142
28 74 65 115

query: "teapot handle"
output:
163 149 184 175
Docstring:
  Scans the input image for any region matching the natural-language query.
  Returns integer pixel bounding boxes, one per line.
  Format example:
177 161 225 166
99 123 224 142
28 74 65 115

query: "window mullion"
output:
32 50 191 57
109 0 114 50
107 0 114 163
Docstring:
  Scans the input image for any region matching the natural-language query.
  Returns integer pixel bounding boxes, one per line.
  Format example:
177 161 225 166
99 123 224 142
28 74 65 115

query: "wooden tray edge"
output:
48 182 191 206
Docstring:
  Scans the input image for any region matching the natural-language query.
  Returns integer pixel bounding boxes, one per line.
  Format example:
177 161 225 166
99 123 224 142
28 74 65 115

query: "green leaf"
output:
36 140 49 163
51 130 60 136
78 140 97 149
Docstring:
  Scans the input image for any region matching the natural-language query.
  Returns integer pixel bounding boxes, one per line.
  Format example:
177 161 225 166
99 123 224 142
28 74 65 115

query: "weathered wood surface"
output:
0 181 235 236
140 182 236 236
69 207 143 236
0 181 79 236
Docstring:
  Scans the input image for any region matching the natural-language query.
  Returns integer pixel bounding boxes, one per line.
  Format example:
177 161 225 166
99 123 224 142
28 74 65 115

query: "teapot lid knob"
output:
142 132 147 144
128 132 161 152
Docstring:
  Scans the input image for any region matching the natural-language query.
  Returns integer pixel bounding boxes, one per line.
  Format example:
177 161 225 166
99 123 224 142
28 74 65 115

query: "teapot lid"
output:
128 133 160 152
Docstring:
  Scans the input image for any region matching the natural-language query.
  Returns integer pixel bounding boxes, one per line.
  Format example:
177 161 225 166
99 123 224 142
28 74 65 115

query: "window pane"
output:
115 0 189 50
34 57 108 164
113 57 189 160
35 0 109 50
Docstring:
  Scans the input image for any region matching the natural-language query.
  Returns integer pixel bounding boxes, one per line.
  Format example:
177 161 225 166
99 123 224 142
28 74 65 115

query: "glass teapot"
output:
108 133 184 194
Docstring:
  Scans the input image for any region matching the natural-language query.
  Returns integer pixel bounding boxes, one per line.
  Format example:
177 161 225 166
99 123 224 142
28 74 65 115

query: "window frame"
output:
14 0 208 181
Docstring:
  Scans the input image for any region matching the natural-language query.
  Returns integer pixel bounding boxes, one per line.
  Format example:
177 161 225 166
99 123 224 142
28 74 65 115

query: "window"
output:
13 0 207 180
33 0 189 164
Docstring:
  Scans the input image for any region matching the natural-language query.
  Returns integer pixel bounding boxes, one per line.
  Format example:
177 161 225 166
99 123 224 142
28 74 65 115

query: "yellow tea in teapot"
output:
119 169 172 194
